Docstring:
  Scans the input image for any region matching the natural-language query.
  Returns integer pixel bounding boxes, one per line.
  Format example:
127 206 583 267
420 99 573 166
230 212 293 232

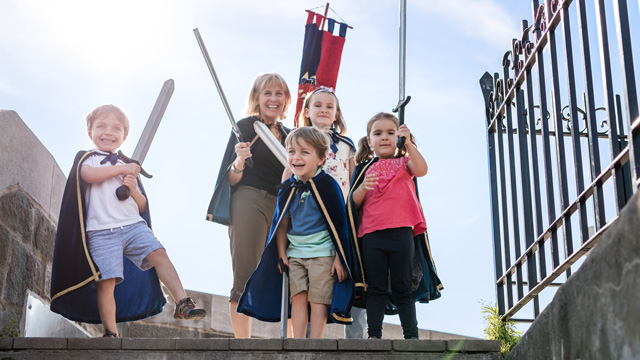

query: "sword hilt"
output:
235 132 254 168
115 151 153 201
392 96 411 153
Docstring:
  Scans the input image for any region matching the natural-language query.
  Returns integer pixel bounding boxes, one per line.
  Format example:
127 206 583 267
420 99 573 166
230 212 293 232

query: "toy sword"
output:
116 79 175 200
254 121 287 167
194 28 253 168
392 0 411 153
278 257 290 339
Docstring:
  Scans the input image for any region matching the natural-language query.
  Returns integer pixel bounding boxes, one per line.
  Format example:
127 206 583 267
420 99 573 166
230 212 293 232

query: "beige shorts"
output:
288 256 335 305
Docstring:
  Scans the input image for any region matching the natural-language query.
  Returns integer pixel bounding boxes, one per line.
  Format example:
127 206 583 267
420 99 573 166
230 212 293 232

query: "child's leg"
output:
306 256 334 339
145 248 187 301
145 248 206 321
388 227 418 339
308 302 329 338
362 231 390 339
95 278 117 335
291 292 309 338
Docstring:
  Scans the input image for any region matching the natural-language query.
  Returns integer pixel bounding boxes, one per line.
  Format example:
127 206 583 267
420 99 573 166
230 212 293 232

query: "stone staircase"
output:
0 337 501 359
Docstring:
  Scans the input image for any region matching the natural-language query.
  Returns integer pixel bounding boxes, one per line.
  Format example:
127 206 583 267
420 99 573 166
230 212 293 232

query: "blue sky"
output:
0 0 538 338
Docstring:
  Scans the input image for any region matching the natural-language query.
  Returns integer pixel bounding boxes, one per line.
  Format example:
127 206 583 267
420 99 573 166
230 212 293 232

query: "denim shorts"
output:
87 221 164 284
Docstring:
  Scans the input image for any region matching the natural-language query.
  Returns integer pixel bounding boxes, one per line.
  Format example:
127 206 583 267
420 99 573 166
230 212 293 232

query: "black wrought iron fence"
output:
479 0 639 322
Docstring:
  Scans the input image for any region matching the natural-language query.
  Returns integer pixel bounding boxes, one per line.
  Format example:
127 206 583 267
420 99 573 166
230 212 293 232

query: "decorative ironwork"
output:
480 0 640 323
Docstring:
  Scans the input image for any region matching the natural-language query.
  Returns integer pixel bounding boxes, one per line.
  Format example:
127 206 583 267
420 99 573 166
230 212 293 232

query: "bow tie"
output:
100 153 119 165
329 130 340 154
277 179 311 192
292 180 311 191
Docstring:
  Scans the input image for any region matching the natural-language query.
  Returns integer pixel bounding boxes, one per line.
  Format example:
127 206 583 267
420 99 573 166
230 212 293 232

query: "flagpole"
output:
321 3 330 30
393 0 411 152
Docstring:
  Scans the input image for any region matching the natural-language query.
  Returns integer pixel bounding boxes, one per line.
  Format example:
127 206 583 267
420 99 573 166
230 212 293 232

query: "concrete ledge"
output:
229 338 283 350
338 338 391 351
67 337 122 350
0 338 12 349
1 338 502 359
447 339 500 352
175 338 229 350
284 338 337 351
122 338 176 350
393 339 446 352
13 337 67 349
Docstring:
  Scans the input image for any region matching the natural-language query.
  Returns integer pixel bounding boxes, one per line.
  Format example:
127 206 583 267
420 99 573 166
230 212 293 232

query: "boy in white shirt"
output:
50 104 205 337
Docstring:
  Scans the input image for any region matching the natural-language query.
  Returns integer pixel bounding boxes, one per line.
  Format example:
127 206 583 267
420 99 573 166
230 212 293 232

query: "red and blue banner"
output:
294 10 349 126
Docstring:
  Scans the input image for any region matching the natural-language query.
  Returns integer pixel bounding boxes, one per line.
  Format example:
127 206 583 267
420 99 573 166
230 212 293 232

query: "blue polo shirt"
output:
286 171 335 259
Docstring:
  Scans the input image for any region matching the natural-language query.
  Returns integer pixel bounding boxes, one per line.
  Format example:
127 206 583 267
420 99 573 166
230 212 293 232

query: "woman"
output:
207 72 291 338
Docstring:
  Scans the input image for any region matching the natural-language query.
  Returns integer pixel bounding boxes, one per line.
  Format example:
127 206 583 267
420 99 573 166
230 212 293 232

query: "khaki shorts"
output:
288 256 335 305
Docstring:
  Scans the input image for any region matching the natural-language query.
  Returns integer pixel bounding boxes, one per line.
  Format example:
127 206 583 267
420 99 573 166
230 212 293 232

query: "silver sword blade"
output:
132 79 175 164
254 121 287 167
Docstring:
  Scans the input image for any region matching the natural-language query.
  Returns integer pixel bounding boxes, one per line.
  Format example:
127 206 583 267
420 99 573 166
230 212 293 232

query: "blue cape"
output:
347 158 443 313
50 151 166 323
238 170 355 324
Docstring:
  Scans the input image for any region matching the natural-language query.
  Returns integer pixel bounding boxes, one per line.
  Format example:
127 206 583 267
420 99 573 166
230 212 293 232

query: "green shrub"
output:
482 303 521 357
0 318 20 338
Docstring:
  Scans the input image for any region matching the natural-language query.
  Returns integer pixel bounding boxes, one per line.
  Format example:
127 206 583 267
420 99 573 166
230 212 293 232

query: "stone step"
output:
1 338 501 359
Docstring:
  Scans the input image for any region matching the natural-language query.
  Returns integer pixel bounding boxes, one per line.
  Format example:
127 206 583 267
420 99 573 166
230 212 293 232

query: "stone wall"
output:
506 192 640 359
0 110 66 337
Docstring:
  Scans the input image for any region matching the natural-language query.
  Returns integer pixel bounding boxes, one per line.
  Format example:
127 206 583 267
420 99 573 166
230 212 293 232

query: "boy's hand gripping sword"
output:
392 0 411 153
194 28 253 168
116 79 175 200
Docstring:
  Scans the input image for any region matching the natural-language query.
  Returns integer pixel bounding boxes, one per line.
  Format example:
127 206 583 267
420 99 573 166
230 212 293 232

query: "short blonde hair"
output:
285 126 329 166
86 104 130 137
244 72 291 120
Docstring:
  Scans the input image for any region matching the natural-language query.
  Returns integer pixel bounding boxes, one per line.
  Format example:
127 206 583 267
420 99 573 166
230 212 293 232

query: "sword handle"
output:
392 96 411 154
116 185 130 200
236 133 254 168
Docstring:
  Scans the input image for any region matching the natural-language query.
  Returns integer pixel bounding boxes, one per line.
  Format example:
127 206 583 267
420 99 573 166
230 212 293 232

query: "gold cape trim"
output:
346 160 375 289
309 178 351 275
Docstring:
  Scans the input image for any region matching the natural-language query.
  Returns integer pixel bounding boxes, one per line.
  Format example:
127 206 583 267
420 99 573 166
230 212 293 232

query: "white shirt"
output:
83 150 145 231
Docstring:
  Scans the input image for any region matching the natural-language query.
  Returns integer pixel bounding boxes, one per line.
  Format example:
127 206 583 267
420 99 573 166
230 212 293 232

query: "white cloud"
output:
413 0 520 49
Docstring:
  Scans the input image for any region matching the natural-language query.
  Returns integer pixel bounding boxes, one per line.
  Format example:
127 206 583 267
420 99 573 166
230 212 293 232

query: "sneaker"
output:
173 297 206 320
103 330 120 338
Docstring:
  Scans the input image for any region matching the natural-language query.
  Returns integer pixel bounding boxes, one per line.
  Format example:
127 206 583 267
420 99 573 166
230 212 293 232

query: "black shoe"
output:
102 330 120 338
368 335 381 339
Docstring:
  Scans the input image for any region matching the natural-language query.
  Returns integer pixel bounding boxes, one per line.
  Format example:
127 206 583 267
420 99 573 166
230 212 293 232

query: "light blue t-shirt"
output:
286 171 335 259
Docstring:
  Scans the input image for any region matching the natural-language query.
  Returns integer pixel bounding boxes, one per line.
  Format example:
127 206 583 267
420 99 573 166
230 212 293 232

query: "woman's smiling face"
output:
258 86 286 124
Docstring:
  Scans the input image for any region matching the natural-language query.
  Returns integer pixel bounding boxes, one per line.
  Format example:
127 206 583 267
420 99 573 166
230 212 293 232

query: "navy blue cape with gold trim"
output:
237 170 355 324
50 151 166 323
347 158 443 313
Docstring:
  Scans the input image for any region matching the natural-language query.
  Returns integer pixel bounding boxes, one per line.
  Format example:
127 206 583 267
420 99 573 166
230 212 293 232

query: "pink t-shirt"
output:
357 157 427 238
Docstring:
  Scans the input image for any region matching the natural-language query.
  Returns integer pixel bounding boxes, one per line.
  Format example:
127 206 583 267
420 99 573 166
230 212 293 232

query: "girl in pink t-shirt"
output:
350 112 428 340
